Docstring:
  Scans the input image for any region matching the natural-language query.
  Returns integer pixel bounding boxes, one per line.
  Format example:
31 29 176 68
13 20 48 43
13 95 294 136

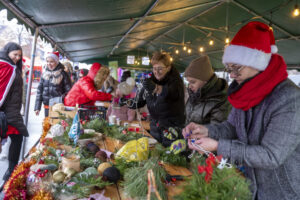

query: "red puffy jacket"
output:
64 63 112 106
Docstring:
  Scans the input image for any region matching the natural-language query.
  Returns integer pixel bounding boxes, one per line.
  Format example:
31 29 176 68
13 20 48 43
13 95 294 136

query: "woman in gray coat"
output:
183 21 300 200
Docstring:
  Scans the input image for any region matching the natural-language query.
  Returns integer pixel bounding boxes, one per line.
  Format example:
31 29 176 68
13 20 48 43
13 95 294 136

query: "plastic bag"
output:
50 124 65 137
116 137 149 162
68 113 81 144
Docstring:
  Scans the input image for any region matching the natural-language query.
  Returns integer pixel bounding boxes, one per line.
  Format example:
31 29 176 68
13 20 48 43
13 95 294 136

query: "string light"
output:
175 49 179 54
209 40 214 46
199 47 204 52
183 46 187 51
293 4 299 16
225 37 230 44
170 57 173 62
187 49 192 54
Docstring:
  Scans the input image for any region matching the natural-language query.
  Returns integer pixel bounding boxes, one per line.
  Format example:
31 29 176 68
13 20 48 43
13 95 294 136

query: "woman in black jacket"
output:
34 52 71 117
129 52 185 146
0 42 29 183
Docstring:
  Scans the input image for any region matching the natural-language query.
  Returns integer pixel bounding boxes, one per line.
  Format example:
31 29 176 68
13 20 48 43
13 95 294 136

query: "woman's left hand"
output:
188 137 218 154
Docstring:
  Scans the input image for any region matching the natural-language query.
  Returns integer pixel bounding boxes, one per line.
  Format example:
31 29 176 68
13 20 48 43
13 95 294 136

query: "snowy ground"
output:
0 82 44 187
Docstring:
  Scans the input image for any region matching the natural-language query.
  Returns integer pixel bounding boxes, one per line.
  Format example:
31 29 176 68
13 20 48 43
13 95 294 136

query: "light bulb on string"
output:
175 49 179 54
187 49 192 54
225 37 230 44
170 57 173 62
183 46 187 51
199 47 204 52
293 4 299 16
209 40 214 46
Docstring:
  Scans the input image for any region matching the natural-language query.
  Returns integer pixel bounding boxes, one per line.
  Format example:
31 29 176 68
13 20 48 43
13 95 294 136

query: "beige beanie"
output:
184 55 214 82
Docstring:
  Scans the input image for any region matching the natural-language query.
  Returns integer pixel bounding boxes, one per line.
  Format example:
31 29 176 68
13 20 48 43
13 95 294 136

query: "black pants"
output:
8 134 23 168
45 108 49 117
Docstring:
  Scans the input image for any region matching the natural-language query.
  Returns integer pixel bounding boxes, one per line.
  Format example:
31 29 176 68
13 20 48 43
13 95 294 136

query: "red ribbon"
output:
197 154 223 183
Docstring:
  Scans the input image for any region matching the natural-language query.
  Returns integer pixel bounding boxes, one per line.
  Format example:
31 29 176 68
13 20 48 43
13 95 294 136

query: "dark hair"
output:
151 52 172 67
0 42 23 69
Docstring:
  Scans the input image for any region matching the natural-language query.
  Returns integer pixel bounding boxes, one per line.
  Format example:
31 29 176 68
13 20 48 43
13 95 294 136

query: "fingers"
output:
182 122 196 138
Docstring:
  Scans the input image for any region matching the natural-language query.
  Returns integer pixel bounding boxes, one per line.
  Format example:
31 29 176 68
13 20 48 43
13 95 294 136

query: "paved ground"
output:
0 82 44 187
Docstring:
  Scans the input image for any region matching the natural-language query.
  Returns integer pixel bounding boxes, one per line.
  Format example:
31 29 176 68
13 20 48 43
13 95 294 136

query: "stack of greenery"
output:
123 158 167 200
174 154 251 200
150 144 188 167
84 118 144 142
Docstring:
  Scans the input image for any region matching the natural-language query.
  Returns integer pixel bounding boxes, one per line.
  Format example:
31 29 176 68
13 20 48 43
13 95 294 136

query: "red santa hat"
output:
222 21 277 71
46 51 60 63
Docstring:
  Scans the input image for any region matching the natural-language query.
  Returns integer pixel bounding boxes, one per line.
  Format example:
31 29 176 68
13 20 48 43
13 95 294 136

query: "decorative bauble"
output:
95 150 108 162
103 166 121 183
52 170 66 183
97 162 112 175
63 167 77 178
86 142 100 155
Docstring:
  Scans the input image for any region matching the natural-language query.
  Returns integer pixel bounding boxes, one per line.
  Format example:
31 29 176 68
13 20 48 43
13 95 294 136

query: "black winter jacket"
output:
35 63 71 110
185 74 231 125
130 67 185 144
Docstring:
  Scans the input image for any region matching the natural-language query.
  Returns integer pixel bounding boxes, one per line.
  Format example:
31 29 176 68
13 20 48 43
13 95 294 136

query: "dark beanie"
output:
184 55 214 82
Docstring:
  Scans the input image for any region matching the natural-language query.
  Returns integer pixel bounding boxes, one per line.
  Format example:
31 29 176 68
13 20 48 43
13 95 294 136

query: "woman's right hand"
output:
182 122 209 139
35 110 40 116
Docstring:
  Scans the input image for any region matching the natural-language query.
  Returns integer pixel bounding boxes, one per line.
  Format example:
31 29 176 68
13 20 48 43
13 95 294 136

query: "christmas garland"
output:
174 154 251 200
123 158 167 200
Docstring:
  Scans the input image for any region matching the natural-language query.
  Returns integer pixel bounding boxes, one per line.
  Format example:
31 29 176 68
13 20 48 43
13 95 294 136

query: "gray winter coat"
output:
185 74 231 125
206 79 300 200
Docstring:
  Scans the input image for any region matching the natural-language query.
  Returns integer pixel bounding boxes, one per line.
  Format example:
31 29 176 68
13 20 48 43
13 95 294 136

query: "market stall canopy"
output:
1 0 300 71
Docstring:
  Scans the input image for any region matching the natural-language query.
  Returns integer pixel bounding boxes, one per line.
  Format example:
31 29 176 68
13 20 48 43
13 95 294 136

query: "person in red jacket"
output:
64 63 112 106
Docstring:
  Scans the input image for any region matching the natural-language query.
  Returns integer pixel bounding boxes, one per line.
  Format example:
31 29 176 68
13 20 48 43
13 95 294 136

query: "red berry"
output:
44 169 48 173
37 169 41 172
61 153 64 157
40 173 45 177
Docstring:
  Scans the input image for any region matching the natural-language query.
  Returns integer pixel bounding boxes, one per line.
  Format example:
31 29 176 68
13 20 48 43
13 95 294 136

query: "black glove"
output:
143 78 156 92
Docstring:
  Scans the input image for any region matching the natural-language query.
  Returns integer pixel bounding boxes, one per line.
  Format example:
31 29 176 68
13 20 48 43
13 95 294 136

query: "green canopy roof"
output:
1 0 300 71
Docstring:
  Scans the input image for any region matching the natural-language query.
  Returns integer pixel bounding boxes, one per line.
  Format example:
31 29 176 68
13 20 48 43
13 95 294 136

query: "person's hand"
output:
182 122 208 139
35 110 40 116
188 137 218 154
143 78 156 92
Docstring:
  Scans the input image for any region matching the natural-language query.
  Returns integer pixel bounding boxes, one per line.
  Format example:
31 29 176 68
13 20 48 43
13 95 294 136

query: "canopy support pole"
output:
21 27 39 159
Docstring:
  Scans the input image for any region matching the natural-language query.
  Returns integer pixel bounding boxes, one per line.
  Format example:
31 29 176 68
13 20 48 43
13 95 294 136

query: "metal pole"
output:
21 27 39 159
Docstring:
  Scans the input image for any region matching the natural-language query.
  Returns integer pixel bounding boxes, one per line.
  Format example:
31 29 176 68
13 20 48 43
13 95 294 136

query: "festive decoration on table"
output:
26 164 52 196
62 154 81 172
174 154 251 200
95 150 108 162
49 124 65 137
116 137 149 162
68 113 81 145
52 170 67 184
41 117 51 142
86 141 100 155
123 158 167 200
151 144 188 167
31 189 54 200
3 158 37 200
84 118 143 142
77 190 110 200
63 167 77 178
102 166 121 183
163 127 179 140
60 119 69 130
114 157 139 176
97 162 112 175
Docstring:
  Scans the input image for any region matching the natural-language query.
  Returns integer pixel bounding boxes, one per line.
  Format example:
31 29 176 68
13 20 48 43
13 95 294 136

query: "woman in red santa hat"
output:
183 21 300 199
34 51 72 117
0 42 29 187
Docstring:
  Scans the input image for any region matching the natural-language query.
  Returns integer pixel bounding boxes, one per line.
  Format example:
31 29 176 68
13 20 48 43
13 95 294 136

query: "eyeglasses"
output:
152 67 166 72
224 64 245 76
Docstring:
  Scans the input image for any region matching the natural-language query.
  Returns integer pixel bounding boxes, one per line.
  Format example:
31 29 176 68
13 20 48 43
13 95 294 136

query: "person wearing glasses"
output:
183 21 300 199
184 55 231 125
129 52 185 146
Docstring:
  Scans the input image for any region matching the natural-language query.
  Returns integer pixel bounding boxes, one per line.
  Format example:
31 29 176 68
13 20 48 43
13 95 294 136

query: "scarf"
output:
43 64 63 85
228 54 288 111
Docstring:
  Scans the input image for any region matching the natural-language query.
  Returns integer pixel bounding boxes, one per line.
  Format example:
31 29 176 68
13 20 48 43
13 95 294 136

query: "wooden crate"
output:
49 106 78 125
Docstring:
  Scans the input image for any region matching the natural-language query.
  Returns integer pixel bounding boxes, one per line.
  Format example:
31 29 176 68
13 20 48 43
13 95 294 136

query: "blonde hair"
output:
151 52 172 67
